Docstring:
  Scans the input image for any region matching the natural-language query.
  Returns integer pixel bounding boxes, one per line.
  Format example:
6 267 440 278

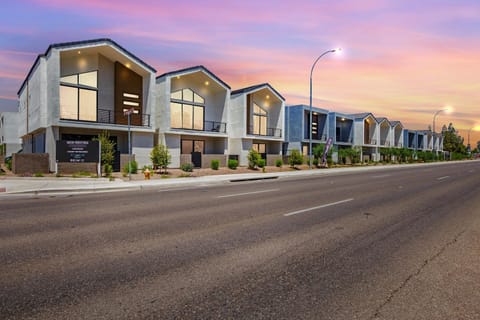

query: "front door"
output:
182 139 204 168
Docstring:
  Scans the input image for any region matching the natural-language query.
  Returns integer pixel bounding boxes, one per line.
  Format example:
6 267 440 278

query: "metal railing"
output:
97 108 151 127
247 126 282 138
171 120 227 133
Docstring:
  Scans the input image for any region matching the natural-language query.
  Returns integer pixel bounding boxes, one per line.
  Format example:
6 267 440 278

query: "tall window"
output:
170 88 204 130
252 143 266 155
253 103 267 135
60 71 98 121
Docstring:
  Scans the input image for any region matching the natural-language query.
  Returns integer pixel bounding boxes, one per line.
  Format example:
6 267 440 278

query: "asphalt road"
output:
1 161 479 319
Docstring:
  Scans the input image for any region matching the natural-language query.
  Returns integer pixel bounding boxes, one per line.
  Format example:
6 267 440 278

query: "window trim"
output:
59 70 98 122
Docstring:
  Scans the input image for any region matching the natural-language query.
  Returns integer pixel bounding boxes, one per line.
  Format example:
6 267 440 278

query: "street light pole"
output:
432 108 448 134
432 108 448 155
309 48 339 169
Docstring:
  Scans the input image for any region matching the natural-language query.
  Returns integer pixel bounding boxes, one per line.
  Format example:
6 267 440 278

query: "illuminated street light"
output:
309 48 341 169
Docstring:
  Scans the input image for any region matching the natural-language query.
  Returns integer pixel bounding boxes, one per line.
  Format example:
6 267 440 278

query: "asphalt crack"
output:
371 229 466 319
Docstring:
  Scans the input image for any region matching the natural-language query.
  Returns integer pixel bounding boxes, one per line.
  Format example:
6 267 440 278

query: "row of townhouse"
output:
3 38 284 171
1 38 444 171
284 106 444 162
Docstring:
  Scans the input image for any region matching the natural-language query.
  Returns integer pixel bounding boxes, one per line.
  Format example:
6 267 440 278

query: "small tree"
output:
248 149 261 169
94 131 115 176
150 144 171 174
289 149 303 168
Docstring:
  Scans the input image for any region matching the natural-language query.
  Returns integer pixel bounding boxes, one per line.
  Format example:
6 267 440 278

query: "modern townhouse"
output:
285 105 329 156
230 84 285 166
376 117 392 148
389 121 404 148
17 38 157 172
0 112 22 157
352 113 379 161
404 129 417 150
327 112 355 150
155 66 230 168
433 132 444 153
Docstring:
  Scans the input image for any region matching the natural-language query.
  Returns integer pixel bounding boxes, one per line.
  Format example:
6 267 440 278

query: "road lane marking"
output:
437 176 450 180
372 174 391 178
217 189 280 198
284 198 354 217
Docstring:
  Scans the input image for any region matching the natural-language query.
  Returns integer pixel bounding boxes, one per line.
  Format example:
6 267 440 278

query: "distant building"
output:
0 112 22 157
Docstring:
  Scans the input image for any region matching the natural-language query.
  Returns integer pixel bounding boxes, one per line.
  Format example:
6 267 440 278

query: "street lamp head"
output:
334 48 342 53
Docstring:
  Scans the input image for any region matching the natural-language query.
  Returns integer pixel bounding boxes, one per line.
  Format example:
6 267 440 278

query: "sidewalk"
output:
0 161 472 195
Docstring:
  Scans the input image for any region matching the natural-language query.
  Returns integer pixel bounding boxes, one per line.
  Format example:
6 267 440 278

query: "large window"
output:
60 71 98 121
253 103 267 135
170 88 205 130
252 143 266 154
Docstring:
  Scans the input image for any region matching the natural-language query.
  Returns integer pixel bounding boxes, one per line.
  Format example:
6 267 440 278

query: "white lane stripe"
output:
373 174 391 178
284 198 354 217
217 189 280 198
437 176 450 180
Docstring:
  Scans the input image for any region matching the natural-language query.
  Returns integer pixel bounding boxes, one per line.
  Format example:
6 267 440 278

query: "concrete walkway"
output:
0 161 473 195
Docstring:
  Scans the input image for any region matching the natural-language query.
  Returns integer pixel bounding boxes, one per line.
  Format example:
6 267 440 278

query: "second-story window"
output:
170 88 205 130
60 71 98 121
253 103 267 135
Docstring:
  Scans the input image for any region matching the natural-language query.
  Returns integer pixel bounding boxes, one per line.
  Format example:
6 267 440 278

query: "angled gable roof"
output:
390 120 404 128
231 83 285 101
18 38 156 95
376 117 391 126
352 112 376 121
156 65 231 90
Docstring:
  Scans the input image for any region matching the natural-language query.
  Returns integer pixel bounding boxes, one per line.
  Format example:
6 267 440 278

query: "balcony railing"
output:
98 109 151 127
247 126 282 138
380 140 390 146
171 120 227 133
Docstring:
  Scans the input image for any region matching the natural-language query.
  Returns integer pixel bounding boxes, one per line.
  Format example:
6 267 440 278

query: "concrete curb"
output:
0 160 476 196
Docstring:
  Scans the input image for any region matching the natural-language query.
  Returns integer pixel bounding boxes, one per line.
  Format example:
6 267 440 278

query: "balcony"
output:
247 126 282 138
171 120 227 133
98 109 151 127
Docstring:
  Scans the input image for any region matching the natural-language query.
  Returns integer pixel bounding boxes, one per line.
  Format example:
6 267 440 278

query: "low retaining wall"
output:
202 155 227 169
266 154 282 167
57 163 98 175
12 153 49 174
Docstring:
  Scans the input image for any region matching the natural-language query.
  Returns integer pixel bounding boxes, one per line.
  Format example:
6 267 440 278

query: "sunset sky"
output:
1 0 479 145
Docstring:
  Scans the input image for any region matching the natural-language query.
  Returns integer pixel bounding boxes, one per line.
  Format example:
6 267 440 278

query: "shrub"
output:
94 131 115 175
5 158 12 171
275 159 283 167
151 144 171 174
257 158 266 168
103 164 113 176
228 159 238 170
180 162 193 172
123 160 138 175
289 149 303 168
142 165 153 173
248 149 261 169
34 172 44 177
211 159 220 170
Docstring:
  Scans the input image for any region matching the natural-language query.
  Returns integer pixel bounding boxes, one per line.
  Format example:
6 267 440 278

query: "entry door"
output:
182 139 204 167
253 143 266 160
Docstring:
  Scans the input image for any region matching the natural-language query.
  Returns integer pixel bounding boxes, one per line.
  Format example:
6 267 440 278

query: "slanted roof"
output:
351 112 376 121
156 65 231 90
18 38 156 95
231 83 285 101
376 117 391 125
390 120 403 128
